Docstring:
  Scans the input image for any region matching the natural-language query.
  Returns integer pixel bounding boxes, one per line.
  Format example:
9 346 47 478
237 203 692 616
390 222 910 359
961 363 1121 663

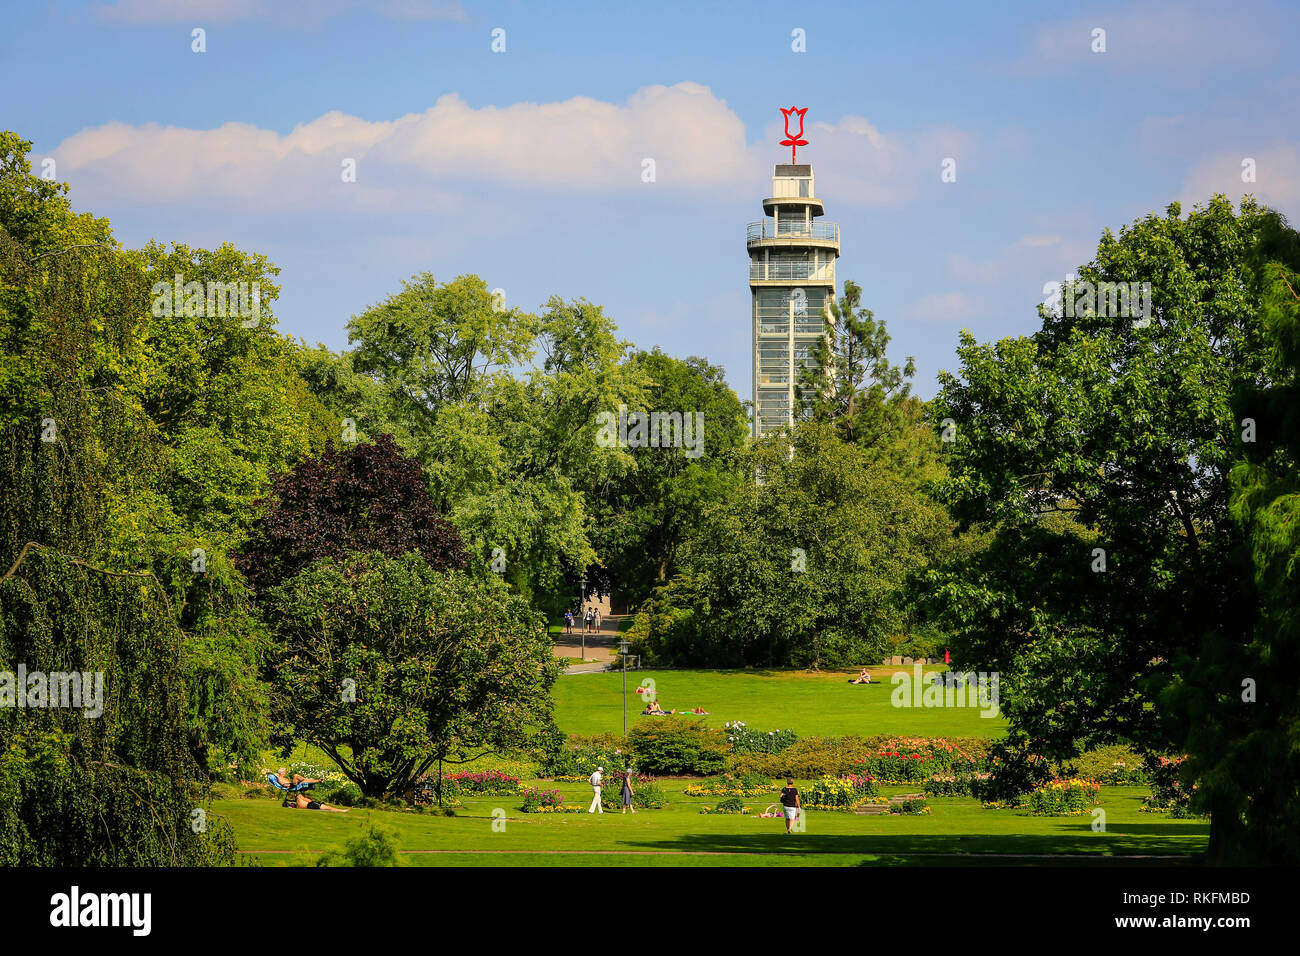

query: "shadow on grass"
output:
616 830 1207 866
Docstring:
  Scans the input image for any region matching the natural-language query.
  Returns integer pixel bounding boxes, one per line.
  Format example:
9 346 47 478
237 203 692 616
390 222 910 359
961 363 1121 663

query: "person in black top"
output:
779 777 801 833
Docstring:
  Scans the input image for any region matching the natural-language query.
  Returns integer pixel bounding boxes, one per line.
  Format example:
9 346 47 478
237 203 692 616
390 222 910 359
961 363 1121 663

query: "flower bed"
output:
1140 755 1197 817
520 787 565 812
724 721 798 755
1025 778 1102 816
443 770 521 796
801 773 880 811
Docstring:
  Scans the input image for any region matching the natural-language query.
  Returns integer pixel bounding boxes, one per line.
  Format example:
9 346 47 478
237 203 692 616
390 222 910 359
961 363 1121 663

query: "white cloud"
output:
52 84 756 209
785 117 975 206
52 85 970 214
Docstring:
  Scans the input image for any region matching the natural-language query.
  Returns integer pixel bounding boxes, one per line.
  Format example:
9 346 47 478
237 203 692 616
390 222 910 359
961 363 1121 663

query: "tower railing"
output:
749 261 837 281
746 220 839 243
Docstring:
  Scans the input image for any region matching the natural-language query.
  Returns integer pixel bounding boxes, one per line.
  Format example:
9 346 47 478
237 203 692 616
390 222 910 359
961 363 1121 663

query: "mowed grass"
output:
222 668 1204 866
552 666 1007 738
219 784 1206 867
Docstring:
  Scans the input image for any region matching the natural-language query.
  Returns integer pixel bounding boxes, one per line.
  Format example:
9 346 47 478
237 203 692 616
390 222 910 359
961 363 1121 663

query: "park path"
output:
553 605 627 672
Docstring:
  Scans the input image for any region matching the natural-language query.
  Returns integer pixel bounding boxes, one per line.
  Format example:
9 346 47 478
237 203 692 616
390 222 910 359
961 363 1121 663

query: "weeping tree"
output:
0 546 235 865
0 182 233 863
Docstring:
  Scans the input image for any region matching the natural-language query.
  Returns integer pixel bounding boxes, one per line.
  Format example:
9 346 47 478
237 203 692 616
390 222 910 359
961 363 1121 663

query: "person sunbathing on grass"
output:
291 792 349 812
849 668 874 684
642 700 675 715
685 706 710 715
274 766 322 788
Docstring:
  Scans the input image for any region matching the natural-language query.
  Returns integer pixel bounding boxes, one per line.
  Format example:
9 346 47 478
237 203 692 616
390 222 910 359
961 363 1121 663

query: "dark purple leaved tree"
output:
237 433 468 593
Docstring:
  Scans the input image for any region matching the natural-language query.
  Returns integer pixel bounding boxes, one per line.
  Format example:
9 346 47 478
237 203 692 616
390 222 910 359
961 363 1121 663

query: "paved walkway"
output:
553 610 627 671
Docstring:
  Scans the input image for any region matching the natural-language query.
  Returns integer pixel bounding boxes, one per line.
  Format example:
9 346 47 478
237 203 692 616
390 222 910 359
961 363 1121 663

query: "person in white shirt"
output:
588 766 604 813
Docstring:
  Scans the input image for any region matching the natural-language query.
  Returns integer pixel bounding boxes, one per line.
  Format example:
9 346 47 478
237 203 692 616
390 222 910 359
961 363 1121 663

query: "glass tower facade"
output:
747 163 840 437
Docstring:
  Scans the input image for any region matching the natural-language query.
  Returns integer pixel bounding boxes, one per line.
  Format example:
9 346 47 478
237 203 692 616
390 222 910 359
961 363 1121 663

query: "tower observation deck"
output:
747 161 840 437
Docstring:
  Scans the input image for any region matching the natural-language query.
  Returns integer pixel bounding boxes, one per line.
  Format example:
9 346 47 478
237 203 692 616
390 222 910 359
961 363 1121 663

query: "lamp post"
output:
619 639 631 735
579 578 587 661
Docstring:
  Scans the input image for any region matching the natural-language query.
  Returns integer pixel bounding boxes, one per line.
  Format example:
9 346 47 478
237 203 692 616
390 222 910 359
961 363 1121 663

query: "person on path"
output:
585 607 595 634
588 766 604 813
779 777 802 834
621 769 637 814
564 610 574 635
594 607 602 630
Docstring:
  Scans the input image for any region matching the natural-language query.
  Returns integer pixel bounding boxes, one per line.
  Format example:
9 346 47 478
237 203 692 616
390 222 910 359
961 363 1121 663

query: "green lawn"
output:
219 784 1206 867
222 668 1203 866
552 666 1007 738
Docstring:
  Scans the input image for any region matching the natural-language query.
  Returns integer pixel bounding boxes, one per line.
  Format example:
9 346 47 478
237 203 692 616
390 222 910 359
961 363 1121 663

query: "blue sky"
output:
3 0 1297 398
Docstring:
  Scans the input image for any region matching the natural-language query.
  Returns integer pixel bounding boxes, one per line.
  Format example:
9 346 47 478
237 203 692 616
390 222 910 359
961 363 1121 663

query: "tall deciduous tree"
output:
265 551 560 798
927 196 1297 860
237 433 468 594
629 423 952 667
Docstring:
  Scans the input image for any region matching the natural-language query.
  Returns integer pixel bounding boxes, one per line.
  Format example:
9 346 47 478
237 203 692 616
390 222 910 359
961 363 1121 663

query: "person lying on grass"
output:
684 706 710 715
641 699 676 715
290 792 350 812
849 668 874 684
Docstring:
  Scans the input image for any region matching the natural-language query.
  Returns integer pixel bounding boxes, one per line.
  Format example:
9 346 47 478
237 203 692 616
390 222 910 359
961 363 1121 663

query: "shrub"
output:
682 772 775 797
314 824 402 867
1140 755 1197 817
923 772 990 797
971 740 1054 803
723 721 798 755
1025 778 1102 816
442 770 520 795
699 796 748 814
601 774 668 810
1065 744 1147 785
731 735 873 777
322 781 364 807
540 734 630 779
731 735 991 779
889 797 931 815
627 720 728 776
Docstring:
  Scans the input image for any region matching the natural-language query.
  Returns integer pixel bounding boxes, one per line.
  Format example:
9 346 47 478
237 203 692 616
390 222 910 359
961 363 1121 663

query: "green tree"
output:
265 551 560 798
586 349 748 606
800 279 916 453
927 196 1297 859
630 424 952 667
1167 220 1300 863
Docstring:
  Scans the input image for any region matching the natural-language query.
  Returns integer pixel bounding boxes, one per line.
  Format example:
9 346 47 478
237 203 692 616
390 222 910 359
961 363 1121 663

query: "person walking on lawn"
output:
621 770 637 814
779 777 802 834
588 766 604 813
